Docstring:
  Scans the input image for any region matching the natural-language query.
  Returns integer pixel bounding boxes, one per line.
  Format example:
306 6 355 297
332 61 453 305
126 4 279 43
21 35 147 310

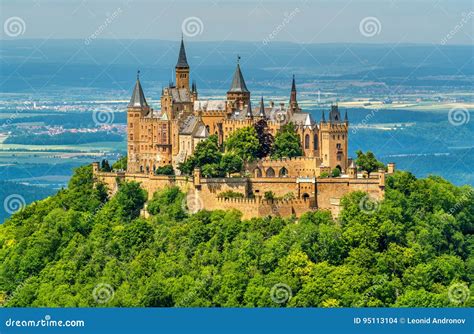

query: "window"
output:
336 143 341 149
313 135 318 150
266 167 275 177
254 168 262 177
304 134 310 149
279 167 288 177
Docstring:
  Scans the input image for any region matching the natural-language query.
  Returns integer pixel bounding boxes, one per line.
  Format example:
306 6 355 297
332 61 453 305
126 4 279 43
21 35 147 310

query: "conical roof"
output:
259 96 265 117
176 38 189 68
128 72 148 108
228 58 249 93
246 101 253 118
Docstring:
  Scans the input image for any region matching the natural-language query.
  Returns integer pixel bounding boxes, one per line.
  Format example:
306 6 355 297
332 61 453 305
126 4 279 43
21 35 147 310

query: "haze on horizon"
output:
0 0 473 45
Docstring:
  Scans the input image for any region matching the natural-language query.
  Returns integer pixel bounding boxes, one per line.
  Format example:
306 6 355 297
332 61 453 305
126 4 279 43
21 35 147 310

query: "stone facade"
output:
92 37 392 219
126 38 349 175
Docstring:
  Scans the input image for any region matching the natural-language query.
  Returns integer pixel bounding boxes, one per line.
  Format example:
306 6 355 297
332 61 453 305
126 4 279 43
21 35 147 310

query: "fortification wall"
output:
316 177 383 216
204 197 314 220
92 163 386 219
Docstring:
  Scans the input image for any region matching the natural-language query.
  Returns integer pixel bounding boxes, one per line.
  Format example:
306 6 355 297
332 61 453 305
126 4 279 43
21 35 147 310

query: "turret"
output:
127 71 149 173
246 101 253 119
128 70 149 113
290 74 298 111
191 80 198 101
258 96 266 118
329 104 341 123
227 55 250 108
175 36 190 90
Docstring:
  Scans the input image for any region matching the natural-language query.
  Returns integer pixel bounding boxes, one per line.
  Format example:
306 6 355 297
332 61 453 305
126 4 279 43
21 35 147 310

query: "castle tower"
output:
175 37 190 90
127 71 150 173
226 56 250 109
258 96 266 118
318 104 349 172
290 74 298 112
191 80 198 102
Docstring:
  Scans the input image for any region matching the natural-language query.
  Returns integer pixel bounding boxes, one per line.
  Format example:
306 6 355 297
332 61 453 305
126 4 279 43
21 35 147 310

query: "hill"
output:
0 165 472 307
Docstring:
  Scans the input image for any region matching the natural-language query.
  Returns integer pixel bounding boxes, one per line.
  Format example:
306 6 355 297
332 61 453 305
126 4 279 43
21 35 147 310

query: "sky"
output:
0 0 473 45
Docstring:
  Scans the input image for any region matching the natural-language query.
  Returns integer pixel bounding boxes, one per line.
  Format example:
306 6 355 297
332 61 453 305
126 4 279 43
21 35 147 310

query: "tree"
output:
155 165 174 176
112 156 127 170
264 191 275 200
1 165 472 308
271 123 303 159
114 181 147 222
220 153 243 175
100 159 111 172
254 119 274 158
332 168 341 177
225 126 261 162
355 150 385 176
178 135 222 175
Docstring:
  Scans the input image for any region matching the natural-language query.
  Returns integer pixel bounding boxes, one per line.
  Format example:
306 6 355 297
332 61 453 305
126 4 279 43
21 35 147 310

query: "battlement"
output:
201 110 227 116
217 197 260 204
319 122 348 131
259 156 318 163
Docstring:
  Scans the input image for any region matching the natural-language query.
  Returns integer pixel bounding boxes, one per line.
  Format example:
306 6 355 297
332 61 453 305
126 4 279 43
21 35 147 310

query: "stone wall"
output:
92 162 387 219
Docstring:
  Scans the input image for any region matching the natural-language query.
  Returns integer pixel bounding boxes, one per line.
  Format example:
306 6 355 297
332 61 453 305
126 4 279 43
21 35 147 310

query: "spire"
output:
321 110 326 123
128 70 148 108
246 101 253 118
176 36 189 68
290 74 298 109
344 109 348 122
259 96 265 117
228 55 249 93
329 104 341 123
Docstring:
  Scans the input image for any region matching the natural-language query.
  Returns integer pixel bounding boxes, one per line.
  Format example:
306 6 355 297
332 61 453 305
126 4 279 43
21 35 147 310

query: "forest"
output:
0 164 472 307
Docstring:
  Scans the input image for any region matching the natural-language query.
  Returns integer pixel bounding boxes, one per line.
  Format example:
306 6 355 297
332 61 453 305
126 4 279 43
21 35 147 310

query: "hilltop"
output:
0 165 472 307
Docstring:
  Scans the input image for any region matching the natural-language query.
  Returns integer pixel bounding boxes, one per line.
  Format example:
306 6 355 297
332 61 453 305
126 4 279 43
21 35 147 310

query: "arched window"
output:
279 167 288 177
313 134 318 150
304 134 310 149
266 167 275 177
302 193 310 201
254 168 262 177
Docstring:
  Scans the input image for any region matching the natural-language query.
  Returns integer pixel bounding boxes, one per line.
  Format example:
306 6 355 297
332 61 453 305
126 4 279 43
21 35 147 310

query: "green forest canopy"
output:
0 165 472 307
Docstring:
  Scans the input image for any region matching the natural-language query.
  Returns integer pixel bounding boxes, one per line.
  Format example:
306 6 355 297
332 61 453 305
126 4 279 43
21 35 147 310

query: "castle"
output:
93 38 394 219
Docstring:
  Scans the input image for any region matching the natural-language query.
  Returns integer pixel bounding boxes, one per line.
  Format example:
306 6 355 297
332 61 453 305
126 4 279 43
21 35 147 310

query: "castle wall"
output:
92 163 386 220
316 177 383 216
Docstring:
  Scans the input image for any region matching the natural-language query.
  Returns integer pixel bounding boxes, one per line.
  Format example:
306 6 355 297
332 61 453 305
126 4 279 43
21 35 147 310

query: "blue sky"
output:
0 0 473 44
